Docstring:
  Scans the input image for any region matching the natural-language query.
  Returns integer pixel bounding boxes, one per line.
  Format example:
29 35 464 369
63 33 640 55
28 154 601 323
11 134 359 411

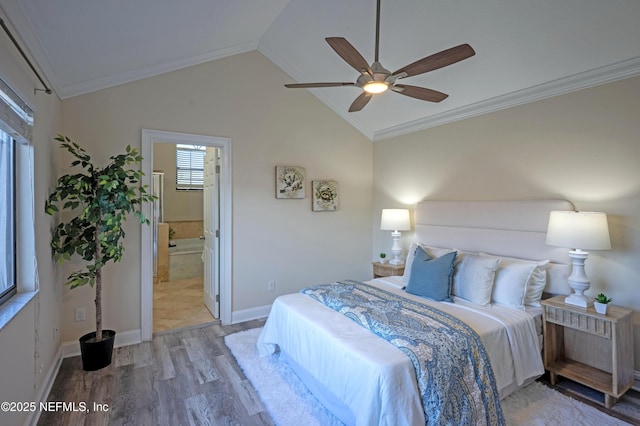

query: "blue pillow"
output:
405 247 457 302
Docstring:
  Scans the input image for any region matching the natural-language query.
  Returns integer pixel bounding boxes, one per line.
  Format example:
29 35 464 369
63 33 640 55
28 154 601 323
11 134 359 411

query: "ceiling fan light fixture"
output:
284 1 475 112
363 81 389 94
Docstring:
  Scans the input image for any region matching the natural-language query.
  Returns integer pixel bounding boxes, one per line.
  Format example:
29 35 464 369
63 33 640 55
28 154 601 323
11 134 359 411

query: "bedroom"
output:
0 1 639 425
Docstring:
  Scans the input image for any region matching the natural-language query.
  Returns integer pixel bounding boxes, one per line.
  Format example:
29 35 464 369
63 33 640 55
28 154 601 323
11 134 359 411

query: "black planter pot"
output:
79 330 116 371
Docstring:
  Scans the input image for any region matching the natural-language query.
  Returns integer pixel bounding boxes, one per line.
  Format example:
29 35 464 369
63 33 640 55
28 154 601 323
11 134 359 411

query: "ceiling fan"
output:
284 0 476 112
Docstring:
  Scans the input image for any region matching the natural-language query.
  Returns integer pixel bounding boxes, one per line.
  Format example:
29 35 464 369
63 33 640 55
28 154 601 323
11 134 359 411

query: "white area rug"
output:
225 328 630 426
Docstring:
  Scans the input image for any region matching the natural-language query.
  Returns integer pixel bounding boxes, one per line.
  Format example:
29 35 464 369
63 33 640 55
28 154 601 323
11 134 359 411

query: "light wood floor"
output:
153 277 216 333
38 319 271 426
38 319 640 426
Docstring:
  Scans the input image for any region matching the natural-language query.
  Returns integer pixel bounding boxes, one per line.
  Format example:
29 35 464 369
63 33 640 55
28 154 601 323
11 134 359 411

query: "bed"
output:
257 200 574 425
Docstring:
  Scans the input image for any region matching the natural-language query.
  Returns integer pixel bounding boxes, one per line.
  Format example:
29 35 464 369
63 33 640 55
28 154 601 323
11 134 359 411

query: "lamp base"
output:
388 230 404 266
564 293 593 308
564 249 593 308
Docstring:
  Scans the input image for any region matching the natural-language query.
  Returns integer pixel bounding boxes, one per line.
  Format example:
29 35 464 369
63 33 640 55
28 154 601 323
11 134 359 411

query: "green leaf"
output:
47 135 152 298
45 204 58 215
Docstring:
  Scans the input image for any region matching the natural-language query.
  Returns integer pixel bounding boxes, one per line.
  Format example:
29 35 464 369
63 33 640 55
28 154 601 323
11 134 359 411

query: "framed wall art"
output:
275 166 305 199
312 180 339 211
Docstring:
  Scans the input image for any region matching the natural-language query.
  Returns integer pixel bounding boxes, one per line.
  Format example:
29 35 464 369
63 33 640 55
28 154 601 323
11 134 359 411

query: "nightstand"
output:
541 295 634 407
372 262 405 278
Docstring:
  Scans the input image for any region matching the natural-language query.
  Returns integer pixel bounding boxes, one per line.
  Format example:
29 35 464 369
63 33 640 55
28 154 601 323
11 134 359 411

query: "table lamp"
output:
546 211 611 307
380 209 411 265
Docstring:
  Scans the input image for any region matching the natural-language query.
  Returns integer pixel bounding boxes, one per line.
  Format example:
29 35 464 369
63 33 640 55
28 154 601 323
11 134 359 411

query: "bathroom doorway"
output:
140 130 232 341
151 144 219 332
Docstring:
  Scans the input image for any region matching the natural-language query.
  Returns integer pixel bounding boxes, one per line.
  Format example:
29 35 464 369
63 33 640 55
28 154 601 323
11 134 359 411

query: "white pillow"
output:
480 253 549 308
545 262 571 296
523 260 549 307
402 243 454 284
452 253 500 306
491 261 536 309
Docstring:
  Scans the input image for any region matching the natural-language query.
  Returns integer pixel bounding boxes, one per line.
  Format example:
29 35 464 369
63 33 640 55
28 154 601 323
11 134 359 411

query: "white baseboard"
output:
61 329 142 358
633 370 640 392
231 305 271 324
25 347 63 426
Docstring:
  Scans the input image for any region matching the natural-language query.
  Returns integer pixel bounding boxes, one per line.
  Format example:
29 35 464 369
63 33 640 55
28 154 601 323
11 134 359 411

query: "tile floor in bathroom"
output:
153 277 216 333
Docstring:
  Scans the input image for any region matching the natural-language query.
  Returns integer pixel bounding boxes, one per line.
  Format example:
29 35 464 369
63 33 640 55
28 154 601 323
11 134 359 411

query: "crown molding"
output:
58 43 258 99
373 56 640 141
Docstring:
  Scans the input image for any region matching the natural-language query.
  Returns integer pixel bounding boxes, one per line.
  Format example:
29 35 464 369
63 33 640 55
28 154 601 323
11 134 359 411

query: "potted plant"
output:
45 135 155 371
594 293 612 315
168 227 176 247
379 252 387 264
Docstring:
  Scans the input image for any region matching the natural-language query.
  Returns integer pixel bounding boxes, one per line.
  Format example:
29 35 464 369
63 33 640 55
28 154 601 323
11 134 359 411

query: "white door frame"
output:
140 129 232 341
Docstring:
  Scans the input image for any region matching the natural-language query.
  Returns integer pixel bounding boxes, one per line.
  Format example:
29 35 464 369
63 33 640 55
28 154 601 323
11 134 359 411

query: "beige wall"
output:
153 143 204 222
60 50 373 340
3 21 638 422
0 14 63 426
372 75 640 370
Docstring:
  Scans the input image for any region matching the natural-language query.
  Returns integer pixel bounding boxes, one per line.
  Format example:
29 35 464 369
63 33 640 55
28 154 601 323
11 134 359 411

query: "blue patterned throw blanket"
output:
301 280 505 426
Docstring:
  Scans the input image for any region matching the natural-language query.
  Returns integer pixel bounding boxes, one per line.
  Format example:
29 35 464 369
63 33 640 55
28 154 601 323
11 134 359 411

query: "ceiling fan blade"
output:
391 84 448 102
285 82 355 88
392 44 476 78
326 37 373 75
349 92 373 112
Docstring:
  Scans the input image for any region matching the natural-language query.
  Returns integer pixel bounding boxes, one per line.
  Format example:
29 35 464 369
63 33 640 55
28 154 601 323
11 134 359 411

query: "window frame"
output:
0 130 16 306
0 77 37 328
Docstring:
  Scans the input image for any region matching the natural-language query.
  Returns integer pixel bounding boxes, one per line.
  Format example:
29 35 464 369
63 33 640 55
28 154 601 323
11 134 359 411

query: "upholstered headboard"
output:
414 200 574 295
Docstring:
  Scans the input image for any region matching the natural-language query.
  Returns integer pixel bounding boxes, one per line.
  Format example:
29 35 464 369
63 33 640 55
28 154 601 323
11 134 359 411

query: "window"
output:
176 144 205 190
0 77 35 317
0 129 16 305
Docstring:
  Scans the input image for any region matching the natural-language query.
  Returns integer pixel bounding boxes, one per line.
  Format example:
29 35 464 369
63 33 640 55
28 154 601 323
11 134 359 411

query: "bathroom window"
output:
176 144 205 190
0 129 16 306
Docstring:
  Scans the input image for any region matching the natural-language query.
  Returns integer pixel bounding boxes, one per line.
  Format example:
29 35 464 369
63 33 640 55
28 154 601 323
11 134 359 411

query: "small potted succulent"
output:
594 293 612 315
379 252 387 264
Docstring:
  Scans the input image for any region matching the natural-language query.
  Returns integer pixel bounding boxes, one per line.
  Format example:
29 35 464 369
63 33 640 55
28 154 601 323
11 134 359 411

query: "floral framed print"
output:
275 166 305 199
312 180 339 211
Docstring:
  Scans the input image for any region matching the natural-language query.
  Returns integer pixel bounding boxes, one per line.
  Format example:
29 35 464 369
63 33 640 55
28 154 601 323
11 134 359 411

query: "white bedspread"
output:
257 277 544 426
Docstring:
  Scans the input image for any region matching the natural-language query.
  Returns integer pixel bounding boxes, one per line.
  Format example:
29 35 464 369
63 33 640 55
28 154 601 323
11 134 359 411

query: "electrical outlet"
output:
75 307 86 322
268 280 275 291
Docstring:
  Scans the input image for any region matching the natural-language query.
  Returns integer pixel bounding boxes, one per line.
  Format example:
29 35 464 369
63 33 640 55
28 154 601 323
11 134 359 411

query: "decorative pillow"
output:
452 253 500 306
403 243 454 284
405 248 457 302
480 253 549 308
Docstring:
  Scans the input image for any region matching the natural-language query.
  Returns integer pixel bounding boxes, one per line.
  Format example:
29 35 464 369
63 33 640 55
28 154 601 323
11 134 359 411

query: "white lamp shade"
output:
380 209 411 231
546 211 611 250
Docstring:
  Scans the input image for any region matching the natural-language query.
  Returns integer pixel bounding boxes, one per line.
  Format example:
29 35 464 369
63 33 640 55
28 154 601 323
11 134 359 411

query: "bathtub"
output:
169 238 204 281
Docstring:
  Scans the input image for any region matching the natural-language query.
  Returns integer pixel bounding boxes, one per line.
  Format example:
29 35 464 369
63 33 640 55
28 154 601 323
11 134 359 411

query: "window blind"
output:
176 144 205 189
0 77 33 141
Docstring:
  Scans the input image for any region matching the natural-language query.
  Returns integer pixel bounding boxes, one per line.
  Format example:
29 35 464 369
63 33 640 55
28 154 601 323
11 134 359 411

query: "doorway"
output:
140 129 232 341
151 144 218 332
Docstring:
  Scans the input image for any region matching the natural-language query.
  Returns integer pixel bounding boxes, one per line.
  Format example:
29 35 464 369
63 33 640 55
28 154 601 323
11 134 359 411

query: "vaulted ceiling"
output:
2 0 640 140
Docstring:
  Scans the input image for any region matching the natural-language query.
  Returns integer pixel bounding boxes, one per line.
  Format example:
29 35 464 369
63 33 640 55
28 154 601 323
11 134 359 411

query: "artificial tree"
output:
45 135 155 353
